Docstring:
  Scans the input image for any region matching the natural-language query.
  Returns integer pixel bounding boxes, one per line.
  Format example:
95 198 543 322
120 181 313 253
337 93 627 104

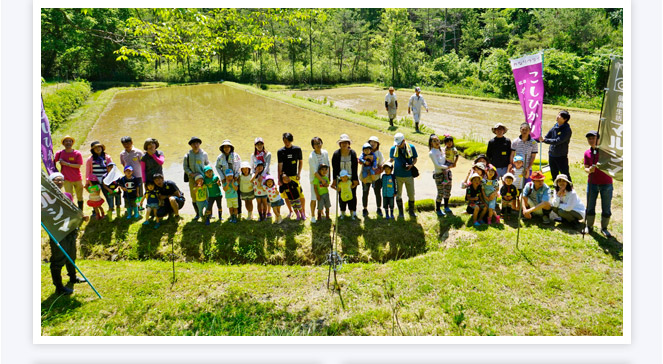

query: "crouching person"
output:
550 174 585 226
521 171 552 224
153 174 185 220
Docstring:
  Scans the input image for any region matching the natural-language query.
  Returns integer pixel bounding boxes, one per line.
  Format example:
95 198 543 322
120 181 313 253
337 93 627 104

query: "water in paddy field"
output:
283 86 602 162
83 83 472 215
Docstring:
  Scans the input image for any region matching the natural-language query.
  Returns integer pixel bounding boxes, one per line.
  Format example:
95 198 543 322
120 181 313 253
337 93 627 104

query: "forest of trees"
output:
41 8 623 105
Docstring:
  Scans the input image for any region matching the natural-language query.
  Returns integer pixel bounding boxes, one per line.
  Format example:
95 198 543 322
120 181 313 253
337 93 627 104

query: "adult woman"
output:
308 136 329 223
428 134 451 216
140 138 165 184
331 134 359 220
361 136 384 217
85 141 114 213
509 122 538 185
551 174 585 225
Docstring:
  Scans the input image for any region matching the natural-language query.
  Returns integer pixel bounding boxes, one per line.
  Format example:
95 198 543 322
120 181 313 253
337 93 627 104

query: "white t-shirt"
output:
385 93 397 107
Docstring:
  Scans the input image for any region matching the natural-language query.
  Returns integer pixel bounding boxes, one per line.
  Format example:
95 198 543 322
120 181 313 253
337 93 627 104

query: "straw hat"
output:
61 135 75 145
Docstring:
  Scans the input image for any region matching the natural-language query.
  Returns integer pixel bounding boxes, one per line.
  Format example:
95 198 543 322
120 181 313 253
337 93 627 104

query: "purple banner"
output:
510 53 544 140
41 97 58 174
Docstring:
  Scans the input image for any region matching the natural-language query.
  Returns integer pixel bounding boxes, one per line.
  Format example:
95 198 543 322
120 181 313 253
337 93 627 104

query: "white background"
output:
2 0 661 362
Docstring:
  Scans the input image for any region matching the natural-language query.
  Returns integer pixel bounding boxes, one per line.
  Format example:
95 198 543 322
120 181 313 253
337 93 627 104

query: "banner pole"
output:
596 57 613 142
41 223 102 299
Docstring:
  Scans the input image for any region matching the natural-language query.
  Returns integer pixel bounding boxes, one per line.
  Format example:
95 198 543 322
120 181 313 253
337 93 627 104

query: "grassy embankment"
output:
41 81 622 336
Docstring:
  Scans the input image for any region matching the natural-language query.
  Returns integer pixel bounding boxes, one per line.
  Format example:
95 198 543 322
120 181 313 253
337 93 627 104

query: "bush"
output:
42 80 92 131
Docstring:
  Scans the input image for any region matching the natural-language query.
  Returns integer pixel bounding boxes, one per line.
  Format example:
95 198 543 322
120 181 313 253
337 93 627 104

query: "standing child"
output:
499 173 519 217
102 162 122 218
359 142 379 217
119 166 142 219
263 176 284 224
252 161 269 221
512 155 526 194
313 164 331 221
280 174 304 220
381 162 397 219
223 169 239 223
239 161 255 220
192 174 210 224
466 173 487 227
482 166 500 224
337 170 354 220
86 181 105 220
140 181 161 228
203 166 223 221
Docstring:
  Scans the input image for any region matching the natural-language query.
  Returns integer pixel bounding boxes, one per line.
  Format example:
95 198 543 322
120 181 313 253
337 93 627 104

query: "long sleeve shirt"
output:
551 189 585 219
408 94 428 113
215 152 241 179
429 148 448 174
543 122 572 157
183 149 209 176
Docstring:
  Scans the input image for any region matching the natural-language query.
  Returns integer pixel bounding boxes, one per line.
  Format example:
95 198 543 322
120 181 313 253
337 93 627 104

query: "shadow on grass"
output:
362 216 427 262
311 218 333 264
41 293 84 326
212 219 288 264
78 215 132 258
180 219 214 261
590 232 623 261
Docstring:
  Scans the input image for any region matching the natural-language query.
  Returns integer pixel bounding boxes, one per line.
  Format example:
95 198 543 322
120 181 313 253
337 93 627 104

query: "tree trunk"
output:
339 37 345 73
309 17 313 85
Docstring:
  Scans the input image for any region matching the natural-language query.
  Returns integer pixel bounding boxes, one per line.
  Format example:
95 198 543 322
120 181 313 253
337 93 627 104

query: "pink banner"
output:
511 53 544 140
41 97 58 174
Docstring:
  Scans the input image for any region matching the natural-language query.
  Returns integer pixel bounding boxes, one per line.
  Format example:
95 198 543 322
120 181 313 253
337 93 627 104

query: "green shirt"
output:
204 175 221 197
312 176 330 196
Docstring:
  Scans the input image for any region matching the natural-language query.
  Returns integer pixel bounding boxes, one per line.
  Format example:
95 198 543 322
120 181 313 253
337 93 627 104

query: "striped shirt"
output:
511 136 538 168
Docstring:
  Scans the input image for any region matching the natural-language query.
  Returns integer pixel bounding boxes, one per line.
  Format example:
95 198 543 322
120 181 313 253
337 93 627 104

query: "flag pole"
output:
41 223 102 299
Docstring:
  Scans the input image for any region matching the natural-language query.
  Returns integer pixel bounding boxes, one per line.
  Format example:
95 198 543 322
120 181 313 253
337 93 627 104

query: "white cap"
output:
394 133 405 145
368 136 379 143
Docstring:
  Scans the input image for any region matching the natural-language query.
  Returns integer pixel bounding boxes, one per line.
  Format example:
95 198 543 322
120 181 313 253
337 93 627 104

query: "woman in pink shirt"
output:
140 138 165 183
85 141 114 213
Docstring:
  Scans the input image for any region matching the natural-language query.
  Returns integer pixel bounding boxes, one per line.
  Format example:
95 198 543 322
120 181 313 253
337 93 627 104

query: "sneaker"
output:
193 215 200 221
362 209 369 217
142 220 150 226
376 209 383 217
487 218 492 225
133 212 141 219
553 217 563 223
352 214 357 221
311 217 317 223
205 217 211 226
56 286 74 295
154 222 161 229
473 221 481 227
267 212 272 218
436 210 445 217
69 276 86 284
444 207 453 214
542 215 551 224
277 216 283 224
495 216 501 224
125 213 132 220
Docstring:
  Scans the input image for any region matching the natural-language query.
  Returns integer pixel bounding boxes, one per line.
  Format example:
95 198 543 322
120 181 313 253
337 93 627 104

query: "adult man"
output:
384 86 398 127
540 110 572 182
521 171 552 224
119 136 145 205
48 172 86 295
509 122 538 184
389 132 418 218
582 131 614 237
277 132 305 219
54 135 85 209
183 136 209 218
153 173 185 218
486 123 511 177
407 87 428 133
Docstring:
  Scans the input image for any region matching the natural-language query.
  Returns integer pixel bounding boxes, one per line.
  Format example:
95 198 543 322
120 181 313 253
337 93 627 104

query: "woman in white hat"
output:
550 174 585 226
216 139 243 217
308 136 329 223
331 134 359 220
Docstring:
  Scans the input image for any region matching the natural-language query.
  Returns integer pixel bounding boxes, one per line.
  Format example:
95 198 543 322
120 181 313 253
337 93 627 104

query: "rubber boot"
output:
408 200 417 218
396 199 405 218
192 202 200 219
583 215 595 234
600 216 612 238
415 123 420 133
51 267 73 295
389 118 394 127
77 201 84 210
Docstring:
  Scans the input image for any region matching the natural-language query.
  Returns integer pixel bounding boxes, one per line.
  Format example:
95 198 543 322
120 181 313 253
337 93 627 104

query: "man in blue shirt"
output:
521 171 552 224
389 133 418 218
541 110 572 182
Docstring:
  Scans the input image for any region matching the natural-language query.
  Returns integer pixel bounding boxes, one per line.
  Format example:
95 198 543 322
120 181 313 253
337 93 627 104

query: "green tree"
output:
460 12 482 61
375 8 424 86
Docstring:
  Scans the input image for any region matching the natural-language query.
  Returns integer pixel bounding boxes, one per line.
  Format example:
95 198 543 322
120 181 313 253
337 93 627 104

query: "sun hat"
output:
362 143 372 150
473 162 486 171
585 130 599 138
394 132 405 145
240 161 251 170
108 162 116 167
61 135 75 145
219 139 233 149
473 154 487 163
382 161 393 169
262 175 274 186
254 137 264 144
502 172 515 180
224 168 234 176
194 174 204 181
188 136 202 145
554 174 572 186
337 134 352 145
49 172 65 181
124 165 133 171
254 160 264 167
469 173 482 182
530 171 545 181
513 155 524 163
491 123 508 133
339 170 350 178
368 136 379 143
414 86 421 92
90 141 105 153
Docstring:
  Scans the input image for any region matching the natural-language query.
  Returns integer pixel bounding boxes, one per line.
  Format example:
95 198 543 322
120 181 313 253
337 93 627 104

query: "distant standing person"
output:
331 134 359 220
486 123 511 177
408 87 428 133
183 136 209 219
119 136 144 206
140 138 165 184
385 86 398 127
582 131 614 238
277 133 305 220
540 110 572 182
54 135 85 210
389 132 418 218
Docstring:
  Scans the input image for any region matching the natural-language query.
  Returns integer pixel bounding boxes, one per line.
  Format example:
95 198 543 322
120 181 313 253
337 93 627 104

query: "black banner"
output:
41 170 84 242
598 57 624 181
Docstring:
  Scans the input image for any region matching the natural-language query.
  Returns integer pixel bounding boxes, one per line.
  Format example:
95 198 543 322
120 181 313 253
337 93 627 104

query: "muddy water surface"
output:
284 86 601 162
85 84 468 215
